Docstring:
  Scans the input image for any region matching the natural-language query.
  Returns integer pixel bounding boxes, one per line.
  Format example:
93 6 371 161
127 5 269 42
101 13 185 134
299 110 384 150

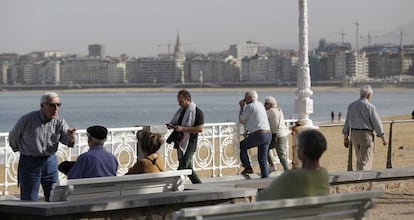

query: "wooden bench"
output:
50 169 192 202
173 190 384 220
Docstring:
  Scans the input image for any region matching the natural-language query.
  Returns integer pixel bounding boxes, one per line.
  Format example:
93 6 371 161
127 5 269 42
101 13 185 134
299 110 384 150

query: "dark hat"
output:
87 125 108 140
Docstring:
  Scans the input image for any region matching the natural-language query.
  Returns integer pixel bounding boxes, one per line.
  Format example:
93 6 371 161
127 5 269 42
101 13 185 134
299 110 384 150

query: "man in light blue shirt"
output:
9 92 76 201
239 90 272 178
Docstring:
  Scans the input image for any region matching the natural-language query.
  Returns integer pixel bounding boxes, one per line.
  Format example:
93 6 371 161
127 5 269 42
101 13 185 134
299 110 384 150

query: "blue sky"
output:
2 0 413 57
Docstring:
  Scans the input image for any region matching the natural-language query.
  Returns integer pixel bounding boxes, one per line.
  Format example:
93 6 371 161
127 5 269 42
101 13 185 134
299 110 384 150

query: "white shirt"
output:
240 100 270 133
267 107 289 137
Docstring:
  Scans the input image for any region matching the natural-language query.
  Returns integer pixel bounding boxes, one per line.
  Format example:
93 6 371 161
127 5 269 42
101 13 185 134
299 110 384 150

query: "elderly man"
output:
343 85 387 170
9 92 76 201
67 125 118 179
264 96 290 171
257 129 329 200
239 90 272 178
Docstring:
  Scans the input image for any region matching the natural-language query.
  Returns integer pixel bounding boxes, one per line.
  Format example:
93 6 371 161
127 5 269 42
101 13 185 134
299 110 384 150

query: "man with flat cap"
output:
67 125 118 179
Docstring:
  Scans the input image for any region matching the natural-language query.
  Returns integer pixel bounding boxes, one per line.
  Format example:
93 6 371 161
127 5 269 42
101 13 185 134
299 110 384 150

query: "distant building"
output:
229 41 259 60
184 55 239 83
241 54 268 82
62 57 125 84
88 44 105 58
32 59 61 84
0 62 8 84
126 57 176 84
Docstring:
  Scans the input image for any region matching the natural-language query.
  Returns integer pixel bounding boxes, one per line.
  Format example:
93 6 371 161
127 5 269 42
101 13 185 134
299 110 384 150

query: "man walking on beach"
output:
9 92 76 201
343 85 387 170
167 89 204 184
239 90 272 178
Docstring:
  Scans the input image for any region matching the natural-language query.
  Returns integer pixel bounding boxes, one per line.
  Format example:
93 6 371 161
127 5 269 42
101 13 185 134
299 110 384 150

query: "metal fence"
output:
0 122 243 195
1 119 412 196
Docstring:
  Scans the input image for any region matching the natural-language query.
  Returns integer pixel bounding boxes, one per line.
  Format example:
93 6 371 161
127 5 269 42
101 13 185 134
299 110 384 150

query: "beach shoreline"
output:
1 85 414 94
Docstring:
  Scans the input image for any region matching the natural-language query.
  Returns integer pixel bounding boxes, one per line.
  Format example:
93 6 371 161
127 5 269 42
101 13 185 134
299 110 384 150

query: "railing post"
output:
386 121 394 168
347 141 353 171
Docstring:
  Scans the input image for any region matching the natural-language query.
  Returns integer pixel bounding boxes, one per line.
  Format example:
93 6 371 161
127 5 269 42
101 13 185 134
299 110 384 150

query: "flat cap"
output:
87 125 108 140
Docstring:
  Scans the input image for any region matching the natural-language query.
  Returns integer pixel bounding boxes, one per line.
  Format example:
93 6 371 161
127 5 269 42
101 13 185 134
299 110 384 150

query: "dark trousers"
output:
240 132 272 178
177 141 201 184
18 154 58 201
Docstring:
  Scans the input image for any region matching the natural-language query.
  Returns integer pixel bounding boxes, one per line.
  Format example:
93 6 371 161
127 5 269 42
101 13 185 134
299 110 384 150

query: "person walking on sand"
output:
239 90 272 178
264 96 290 172
331 111 335 123
9 92 76 201
167 89 204 184
343 85 387 170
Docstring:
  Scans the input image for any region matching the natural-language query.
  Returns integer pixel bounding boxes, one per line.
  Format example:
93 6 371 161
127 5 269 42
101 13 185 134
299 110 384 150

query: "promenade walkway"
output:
0 167 413 219
199 168 414 220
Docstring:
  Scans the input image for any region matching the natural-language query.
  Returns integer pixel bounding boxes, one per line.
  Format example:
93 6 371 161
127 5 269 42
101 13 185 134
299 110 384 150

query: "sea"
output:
1 88 414 132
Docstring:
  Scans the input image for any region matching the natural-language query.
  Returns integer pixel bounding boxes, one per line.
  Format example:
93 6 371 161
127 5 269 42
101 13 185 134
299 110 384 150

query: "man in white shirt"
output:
264 96 290 171
239 90 272 178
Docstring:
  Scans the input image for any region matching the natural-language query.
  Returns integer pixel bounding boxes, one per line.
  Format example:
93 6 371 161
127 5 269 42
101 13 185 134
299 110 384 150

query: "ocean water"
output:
1 88 414 132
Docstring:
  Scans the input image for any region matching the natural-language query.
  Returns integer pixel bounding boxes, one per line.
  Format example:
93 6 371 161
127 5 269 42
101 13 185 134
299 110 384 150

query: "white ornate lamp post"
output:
295 0 314 128
292 0 316 168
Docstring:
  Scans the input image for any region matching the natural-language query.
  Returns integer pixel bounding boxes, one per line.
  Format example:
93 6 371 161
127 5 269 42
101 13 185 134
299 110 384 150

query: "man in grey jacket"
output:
343 85 387 170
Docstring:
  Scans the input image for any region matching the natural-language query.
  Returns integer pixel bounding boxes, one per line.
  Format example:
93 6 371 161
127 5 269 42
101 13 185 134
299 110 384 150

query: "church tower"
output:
174 31 186 83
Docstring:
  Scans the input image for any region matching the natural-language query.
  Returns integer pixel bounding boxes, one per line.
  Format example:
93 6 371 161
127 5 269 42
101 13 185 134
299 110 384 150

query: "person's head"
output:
136 131 163 156
298 129 327 164
87 125 108 146
360 85 373 100
40 92 61 120
264 96 277 110
177 89 192 108
244 90 258 104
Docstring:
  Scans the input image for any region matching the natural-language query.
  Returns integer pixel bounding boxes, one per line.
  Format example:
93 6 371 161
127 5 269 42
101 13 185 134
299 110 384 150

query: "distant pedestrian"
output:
331 111 335 123
411 110 414 119
343 85 387 170
338 112 342 122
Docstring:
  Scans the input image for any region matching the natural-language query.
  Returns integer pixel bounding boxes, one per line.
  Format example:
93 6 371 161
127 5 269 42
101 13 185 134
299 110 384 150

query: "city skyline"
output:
2 0 414 57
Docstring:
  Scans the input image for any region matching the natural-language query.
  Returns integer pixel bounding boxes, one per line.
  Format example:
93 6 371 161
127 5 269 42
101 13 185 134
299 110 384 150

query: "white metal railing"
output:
0 122 291 196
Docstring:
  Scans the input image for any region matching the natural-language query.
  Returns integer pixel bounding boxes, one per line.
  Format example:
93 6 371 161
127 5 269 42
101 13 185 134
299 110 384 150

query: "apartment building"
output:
62 57 125 84
126 57 176 84
184 55 240 83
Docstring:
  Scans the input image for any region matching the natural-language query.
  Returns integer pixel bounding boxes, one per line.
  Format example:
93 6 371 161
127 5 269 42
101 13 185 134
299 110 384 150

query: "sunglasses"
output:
45 103 62 108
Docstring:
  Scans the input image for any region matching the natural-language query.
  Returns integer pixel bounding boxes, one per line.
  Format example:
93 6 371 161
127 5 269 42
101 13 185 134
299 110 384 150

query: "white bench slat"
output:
50 169 192 202
173 190 384 220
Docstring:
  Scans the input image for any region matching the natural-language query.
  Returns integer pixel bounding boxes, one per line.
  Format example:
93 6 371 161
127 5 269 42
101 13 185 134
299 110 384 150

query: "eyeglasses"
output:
45 103 62 108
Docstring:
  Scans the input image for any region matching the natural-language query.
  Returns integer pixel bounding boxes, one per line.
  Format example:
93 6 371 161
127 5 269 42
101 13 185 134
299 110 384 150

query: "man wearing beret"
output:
67 125 118 179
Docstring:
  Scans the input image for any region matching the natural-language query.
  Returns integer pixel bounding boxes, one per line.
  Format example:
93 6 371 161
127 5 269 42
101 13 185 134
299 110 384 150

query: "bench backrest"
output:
173 190 384 220
50 169 192 202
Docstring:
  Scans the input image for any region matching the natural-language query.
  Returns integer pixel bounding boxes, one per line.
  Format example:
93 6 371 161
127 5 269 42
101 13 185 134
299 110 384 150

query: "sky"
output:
1 0 414 57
